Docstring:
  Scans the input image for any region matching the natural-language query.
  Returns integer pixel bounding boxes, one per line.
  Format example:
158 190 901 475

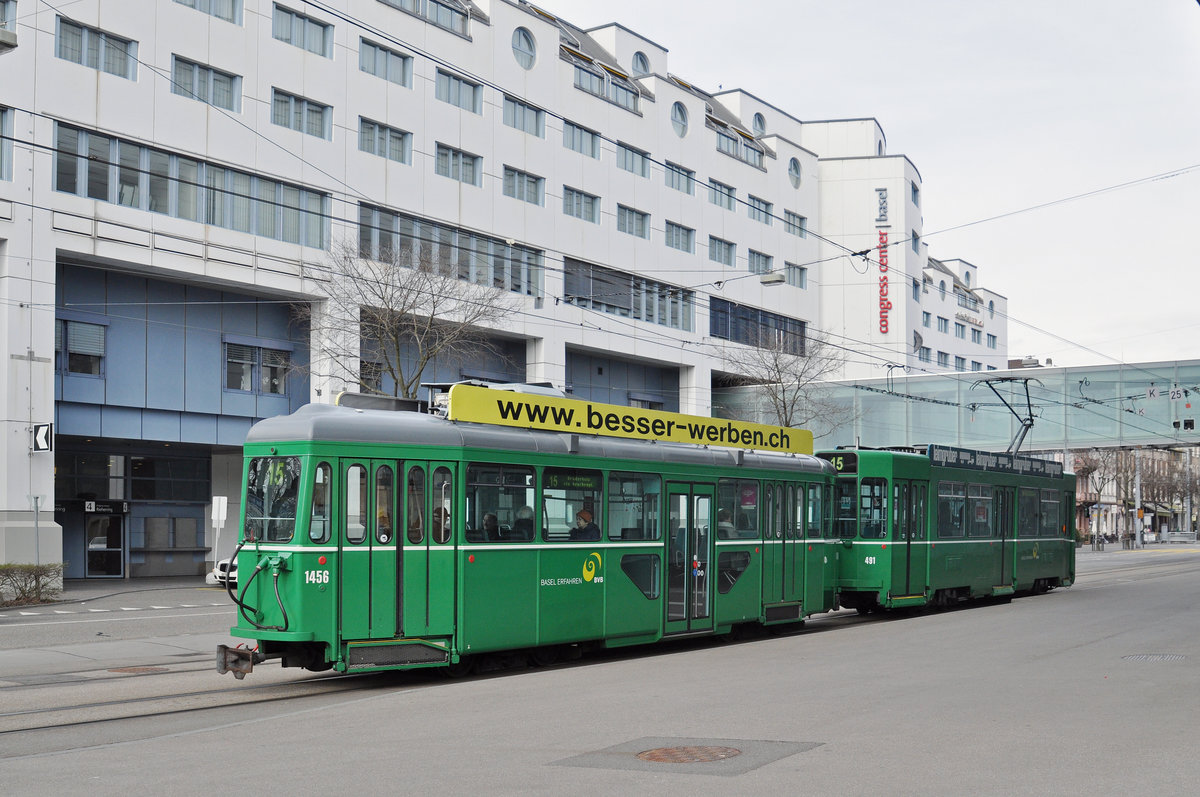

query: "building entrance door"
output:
85 514 124 577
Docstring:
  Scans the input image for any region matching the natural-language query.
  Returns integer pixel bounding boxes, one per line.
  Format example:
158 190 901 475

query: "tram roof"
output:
247 403 832 475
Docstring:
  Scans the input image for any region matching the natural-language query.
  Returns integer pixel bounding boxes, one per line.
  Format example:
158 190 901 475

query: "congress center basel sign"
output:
447 384 813 455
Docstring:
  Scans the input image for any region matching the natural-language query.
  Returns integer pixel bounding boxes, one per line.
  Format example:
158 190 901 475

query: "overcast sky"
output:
531 0 1200 368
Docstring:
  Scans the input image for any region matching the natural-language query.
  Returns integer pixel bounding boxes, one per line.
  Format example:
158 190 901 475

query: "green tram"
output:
816 446 1076 613
217 402 837 677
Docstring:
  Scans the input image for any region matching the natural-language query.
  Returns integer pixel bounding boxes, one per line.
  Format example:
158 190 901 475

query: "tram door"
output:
996 487 1014 586
762 482 804 605
665 483 716 635
891 480 928 597
400 462 455 639
339 460 399 641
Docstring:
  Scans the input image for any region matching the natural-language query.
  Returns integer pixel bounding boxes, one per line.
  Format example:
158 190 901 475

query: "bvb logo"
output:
582 552 602 582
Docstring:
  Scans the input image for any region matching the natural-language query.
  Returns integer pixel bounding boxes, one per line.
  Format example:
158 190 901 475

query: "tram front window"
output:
833 479 857 538
245 456 300 542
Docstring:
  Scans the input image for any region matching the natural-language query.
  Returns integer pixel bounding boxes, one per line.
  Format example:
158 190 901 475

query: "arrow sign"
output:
32 423 53 452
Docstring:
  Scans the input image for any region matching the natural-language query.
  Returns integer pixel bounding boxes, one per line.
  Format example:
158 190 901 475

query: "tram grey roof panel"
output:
246 404 831 475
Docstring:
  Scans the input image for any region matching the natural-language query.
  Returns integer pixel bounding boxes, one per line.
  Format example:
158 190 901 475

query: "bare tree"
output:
297 240 521 399
711 327 854 434
1073 448 1120 540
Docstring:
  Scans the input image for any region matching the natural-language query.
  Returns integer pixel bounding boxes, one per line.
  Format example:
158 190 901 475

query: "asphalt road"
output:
2 548 1198 796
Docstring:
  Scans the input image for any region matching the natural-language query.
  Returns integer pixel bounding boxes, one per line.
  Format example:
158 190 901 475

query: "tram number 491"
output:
304 569 330 584
864 556 877 565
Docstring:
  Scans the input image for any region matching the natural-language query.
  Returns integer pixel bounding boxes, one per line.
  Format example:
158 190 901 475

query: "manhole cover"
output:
636 746 742 764
108 666 170 674
1122 654 1185 663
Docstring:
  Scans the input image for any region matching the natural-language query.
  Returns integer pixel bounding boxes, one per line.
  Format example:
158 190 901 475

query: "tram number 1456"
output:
304 570 330 584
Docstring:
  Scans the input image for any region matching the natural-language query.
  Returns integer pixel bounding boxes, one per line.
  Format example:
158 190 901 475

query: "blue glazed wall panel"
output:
104 316 147 407
217 415 253 447
100 405 142 439
147 281 187 410
142 409 182 442
57 402 102 436
181 413 218 444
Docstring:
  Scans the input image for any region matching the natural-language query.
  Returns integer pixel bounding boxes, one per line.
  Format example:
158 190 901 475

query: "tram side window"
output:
833 479 857 538
375 465 394 544
1018 487 1040 538
245 456 300 542
406 466 425 544
806 483 823 538
717 478 759 538
859 478 887 539
345 464 368 544
544 467 602 541
432 466 452 544
790 484 804 539
608 472 661 540
937 481 966 538
968 484 993 537
1040 489 1060 537
465 464 535 542
309 462 331 543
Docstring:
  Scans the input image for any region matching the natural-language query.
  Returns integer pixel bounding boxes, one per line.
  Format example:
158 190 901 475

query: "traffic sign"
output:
32 423 53 452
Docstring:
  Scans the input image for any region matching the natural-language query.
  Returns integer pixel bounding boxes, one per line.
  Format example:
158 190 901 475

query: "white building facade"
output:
0 0 1006 575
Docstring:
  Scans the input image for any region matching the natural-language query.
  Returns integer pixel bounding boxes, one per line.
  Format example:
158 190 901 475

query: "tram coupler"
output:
217 644 266 679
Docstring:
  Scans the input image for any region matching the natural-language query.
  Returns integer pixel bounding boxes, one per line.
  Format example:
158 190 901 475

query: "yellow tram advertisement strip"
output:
447 384 813 455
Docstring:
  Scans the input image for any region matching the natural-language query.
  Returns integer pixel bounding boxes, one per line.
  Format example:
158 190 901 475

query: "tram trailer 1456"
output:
217 388 1075 678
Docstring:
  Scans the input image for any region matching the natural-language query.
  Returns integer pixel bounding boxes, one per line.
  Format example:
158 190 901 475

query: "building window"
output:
0 0 12 32
435 143 480 186
918 346 931 363
379 0 468 36
617 143 650 178
572 62 640 112
937 316 949 334
563 121 599 158
954 356 966 371
565 258 693 331
971 361 982 372
502 167 544 205
271 89 331 139
708 179 736 210
940 280 947 299
716 129 764 168
671 102 688 137
563 186 599 223
54 123 328 248
359 118 411 164
665 162 695 194
922 311 931 328
748 195 772 225
360 39 412 86
747 250 772 275
785 262 807 289
912 231 921 254
171 57 242 111
174 0 243 24
710 298 805 355
55 319 106 376
912 278 920 301
226 343 289 394
955 322 966 339
272 4 331 57
971 328 982 345
511 27 536 69
55 17 138 80
617 205 649 239
752 113 766 136
435 69 482 113
937 351 949 368
358 203 544 297
0 106 11 182
987 333 997 349
783 210 806 237
911 181 920 206
665 221 694 253
503 96 544 136
788 157 802 188
632 51 649 76
709 236 735 267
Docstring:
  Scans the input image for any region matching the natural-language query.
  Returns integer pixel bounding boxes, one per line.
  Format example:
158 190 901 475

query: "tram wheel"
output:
442 655 475 679
856 605 873 616
530 646 560 667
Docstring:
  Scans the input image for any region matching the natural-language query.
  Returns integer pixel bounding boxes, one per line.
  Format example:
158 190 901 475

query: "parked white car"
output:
211 557 237 587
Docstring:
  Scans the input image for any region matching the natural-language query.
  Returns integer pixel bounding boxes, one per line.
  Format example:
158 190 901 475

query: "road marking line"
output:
1 610 231 628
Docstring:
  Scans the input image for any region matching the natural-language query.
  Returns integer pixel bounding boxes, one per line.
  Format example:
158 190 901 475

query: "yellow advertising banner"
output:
447 384 813 455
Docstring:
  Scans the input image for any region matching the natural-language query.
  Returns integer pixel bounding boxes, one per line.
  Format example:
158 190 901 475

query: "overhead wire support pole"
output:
972 377 1043 454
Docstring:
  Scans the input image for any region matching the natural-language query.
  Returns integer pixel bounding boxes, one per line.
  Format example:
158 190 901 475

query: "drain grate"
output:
1122 654 1185 663
637 746 742 764
108 666 170 674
